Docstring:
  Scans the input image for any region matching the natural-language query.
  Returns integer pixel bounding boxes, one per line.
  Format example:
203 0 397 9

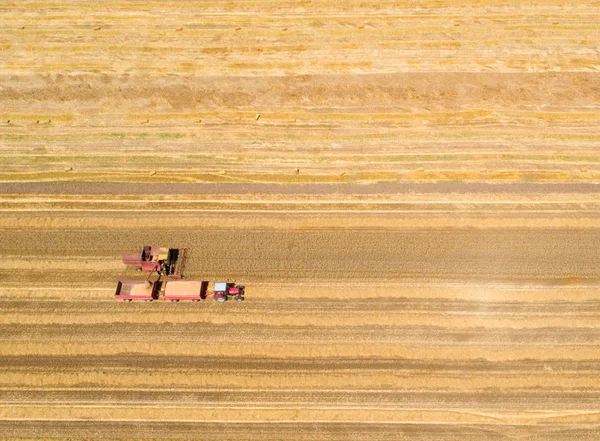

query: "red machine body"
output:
213 282 245 302
122 245 187 279
115 280 159 301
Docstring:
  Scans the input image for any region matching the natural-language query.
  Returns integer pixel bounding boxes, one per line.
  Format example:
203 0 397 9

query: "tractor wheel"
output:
215 296 226 303
234 295 244 302
127 299 132 302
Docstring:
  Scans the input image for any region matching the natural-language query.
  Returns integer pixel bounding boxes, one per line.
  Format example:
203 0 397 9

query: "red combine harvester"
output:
122 245 187 279
115 280 159 301
163 280 209 302
213 282 245 302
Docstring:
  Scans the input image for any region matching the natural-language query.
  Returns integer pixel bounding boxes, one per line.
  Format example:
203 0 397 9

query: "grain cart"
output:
115 280 159 301
122 245 187 279
213 282 245 302
163 280 209 302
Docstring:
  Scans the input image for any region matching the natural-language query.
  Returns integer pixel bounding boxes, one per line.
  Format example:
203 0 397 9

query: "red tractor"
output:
213 282 245 302
122 245 187 280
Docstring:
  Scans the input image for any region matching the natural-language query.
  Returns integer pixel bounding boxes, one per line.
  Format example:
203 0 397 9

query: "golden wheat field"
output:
1 0 600 439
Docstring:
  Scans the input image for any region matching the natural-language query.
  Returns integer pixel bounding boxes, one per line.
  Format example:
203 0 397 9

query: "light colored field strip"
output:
5 198 600 204
1 407 599 424
3 11 599 19
3 172 600 184
1 259 122 271
2 402 587 412
4 403 594 415
1 131 598 142
2 313 599 329
3 192 600 202
2 215 600 230
3 111 600 122
2 371 598 390
3 209 600 215
2 342 599 361
0 386 588 393
5 325 598 347
0 417 588 426
3 1 598 76
3 151 600 158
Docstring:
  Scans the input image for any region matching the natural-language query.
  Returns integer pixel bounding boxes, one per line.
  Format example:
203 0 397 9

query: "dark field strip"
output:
1 355 599 374
9 201 600 213
1 387 599 411
2 229 600 283
0 420 598 441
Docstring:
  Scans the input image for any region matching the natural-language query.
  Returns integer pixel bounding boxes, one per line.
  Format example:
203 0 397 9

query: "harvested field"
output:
2 190 600 440
1 0 600 439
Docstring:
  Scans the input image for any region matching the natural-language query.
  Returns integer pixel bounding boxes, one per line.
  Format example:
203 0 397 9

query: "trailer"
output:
122 245 187 279
115 280 159 301
213 282 245 302
163 280 209 302
114 279 245 302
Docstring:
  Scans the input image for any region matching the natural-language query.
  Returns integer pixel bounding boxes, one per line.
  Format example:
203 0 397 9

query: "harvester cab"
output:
121 245 188 279
213 282 245 302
